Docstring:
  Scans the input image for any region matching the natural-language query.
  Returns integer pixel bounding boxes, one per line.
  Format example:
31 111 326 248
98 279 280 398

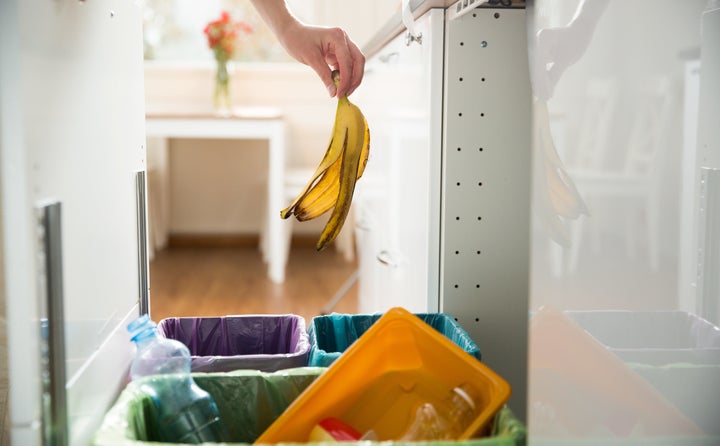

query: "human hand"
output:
279 22 365 98
531 0 609 101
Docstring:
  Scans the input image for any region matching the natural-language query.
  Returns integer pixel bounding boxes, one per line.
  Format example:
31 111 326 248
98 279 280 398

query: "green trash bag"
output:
92 367 325 445
93 368 526 446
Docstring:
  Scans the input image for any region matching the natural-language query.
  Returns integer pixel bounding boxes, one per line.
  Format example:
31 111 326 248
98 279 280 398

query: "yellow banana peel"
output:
280 71 370 251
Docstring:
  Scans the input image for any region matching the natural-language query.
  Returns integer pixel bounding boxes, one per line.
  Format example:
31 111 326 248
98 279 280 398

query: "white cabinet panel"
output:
1 0 145 443
440 7 531 423
353 9 444 314
356 5 531 420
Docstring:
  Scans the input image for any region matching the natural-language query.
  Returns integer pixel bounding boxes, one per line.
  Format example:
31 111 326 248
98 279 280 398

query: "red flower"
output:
203 11 253 61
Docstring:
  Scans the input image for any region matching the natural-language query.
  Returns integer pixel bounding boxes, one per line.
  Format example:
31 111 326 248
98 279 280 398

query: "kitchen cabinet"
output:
353 3 532 419
352 9 445 314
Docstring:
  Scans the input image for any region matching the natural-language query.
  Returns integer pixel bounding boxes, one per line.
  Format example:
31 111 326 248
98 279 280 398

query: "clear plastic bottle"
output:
127 315 227 443
398 383 479 441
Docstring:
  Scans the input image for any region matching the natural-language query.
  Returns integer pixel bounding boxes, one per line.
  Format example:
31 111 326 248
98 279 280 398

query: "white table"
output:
145 107 288 283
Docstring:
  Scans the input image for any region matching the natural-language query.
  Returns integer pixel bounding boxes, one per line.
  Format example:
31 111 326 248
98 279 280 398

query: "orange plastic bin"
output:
255 307 511 443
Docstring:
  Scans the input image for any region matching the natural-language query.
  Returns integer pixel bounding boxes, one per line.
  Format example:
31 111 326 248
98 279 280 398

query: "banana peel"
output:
533 97 589 247
280 71 370 251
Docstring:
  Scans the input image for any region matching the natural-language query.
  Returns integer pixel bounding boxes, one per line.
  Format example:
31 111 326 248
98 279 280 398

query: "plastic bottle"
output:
398 383 480 441
127 315 227 443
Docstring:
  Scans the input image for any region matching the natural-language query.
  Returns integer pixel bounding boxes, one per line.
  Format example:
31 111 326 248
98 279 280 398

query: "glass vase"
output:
213 58 231 114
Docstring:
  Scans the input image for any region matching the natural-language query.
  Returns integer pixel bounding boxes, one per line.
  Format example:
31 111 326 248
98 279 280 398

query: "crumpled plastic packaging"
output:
92 367 325 445
157 315 310 372
307 312 482 367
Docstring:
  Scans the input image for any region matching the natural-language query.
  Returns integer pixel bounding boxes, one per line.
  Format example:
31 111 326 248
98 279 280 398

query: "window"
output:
141 0 313 62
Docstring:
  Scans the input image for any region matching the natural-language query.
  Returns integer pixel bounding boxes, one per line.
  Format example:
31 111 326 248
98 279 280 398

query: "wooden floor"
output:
149 243 359 325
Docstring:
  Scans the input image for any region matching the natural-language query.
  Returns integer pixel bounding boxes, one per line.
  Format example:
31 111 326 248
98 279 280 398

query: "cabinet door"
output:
353 9 444 313
0 0 145 444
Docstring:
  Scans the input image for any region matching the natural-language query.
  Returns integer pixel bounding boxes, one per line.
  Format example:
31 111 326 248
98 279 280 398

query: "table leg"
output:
267 123 287 283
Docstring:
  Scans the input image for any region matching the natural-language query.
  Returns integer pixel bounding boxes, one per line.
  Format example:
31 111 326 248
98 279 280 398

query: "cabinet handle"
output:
377 250 400 268
379 52 399 63
135 171 150 316
405 32 423 46
355 218 373 231
401 0 422 46
37 200 69 446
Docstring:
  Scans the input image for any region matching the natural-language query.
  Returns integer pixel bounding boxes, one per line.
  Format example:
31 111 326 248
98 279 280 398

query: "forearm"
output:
248 0 299 45
248 0 365 97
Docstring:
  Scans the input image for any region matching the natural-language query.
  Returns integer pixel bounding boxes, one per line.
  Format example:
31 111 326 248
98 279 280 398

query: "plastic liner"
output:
157 315 310 372
92 368 324 445
93 367 526 446
308 312 481 367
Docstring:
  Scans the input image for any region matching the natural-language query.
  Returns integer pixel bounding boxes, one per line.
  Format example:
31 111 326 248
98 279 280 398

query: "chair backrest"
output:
569 78 619 171
623 75 676 178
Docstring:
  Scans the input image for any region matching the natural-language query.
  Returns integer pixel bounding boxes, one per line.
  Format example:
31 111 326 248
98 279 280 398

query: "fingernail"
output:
327 84 336 97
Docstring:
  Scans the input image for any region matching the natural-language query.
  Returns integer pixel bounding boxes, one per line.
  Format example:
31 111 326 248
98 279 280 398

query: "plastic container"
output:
256 307 510 443
564 310 720 365
157 314 311 372
398 383 480 441
559 311 720 436
529 307 702 438
307 312 482 367
627 362 720 436
127 315 227 443
92 368 526 446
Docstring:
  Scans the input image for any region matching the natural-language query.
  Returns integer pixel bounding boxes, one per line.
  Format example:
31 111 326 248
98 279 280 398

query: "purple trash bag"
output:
157 314 310 372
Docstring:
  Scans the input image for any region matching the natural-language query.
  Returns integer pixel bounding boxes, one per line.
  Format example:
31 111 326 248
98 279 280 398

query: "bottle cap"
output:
127 314 157 342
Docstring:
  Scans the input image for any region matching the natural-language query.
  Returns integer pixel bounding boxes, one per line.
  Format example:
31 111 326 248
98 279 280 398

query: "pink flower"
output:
203 11 253 61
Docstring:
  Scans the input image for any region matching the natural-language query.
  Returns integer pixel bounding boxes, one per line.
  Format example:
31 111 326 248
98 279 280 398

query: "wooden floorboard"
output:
149 244 359 325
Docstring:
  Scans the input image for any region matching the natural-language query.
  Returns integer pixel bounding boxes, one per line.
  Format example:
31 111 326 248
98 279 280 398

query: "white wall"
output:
145 2 399 237
145 63 336 235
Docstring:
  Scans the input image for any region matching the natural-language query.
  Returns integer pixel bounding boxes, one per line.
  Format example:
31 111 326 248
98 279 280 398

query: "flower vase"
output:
213 58 231 114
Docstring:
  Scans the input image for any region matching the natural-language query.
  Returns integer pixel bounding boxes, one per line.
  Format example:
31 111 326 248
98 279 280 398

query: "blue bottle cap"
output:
127 314 157 343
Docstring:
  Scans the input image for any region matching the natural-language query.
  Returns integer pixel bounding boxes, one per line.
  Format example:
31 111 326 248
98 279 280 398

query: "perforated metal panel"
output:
439 6 531 420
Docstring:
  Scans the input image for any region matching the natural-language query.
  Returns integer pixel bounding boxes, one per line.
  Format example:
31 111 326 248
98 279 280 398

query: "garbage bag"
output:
94 368 526 445
92 367 325 445
308 312 481 367
158 315 310 372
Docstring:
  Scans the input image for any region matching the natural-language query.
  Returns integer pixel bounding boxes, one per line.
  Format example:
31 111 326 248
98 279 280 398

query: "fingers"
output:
330 29 353 98
345 39 365 97
282 24 365 98
322 27 365 98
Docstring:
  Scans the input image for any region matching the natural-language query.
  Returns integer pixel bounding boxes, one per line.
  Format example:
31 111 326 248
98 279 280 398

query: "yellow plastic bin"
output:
157 315 310 372
308 312 482 367
257 307 511 443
